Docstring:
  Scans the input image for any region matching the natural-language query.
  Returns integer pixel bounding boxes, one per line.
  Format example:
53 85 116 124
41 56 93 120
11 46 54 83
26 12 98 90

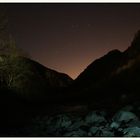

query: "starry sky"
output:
1 3 140 79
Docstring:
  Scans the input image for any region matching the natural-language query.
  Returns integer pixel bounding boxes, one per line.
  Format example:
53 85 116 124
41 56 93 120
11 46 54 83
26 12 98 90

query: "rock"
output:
112 111 138 123
46 114 72 135
110 122 120 129
85 111 106 126
30 114 72 136
63 129 87 137
123 127 140 137
67 117 86 131
125 120 140 128
89 126 114 136
101 130 114 137
89 126 99 135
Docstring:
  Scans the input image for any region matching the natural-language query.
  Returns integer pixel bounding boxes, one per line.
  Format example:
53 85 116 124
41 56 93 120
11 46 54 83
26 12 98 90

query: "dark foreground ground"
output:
1 100 140 137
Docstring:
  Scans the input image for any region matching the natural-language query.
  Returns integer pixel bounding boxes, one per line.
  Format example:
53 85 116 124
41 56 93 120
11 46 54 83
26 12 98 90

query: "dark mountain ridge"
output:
74 30 140 88
69 30 140 110
74 49 122 88
0 55 73 101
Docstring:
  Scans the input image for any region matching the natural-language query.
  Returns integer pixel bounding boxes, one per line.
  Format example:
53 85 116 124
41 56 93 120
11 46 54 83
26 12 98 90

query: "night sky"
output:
1 3 140 79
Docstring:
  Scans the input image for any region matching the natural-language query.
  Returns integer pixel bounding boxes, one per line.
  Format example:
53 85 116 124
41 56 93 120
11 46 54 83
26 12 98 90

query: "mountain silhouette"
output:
0 55 73 101
74 30 140 89
74 49 122 88
70 30 140 110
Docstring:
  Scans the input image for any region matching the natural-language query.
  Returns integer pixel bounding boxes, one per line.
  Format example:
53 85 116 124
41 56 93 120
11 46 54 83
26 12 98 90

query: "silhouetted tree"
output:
0 8 30 89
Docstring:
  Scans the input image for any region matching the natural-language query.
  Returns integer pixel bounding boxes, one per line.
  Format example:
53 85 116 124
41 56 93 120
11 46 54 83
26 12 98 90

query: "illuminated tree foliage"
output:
0 8 30 90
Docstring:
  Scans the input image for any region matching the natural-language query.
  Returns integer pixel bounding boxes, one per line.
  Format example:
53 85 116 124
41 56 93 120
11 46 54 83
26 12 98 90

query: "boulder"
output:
85 111 106 126
63 129 87 137
123 127 140 137
112 111 138 123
